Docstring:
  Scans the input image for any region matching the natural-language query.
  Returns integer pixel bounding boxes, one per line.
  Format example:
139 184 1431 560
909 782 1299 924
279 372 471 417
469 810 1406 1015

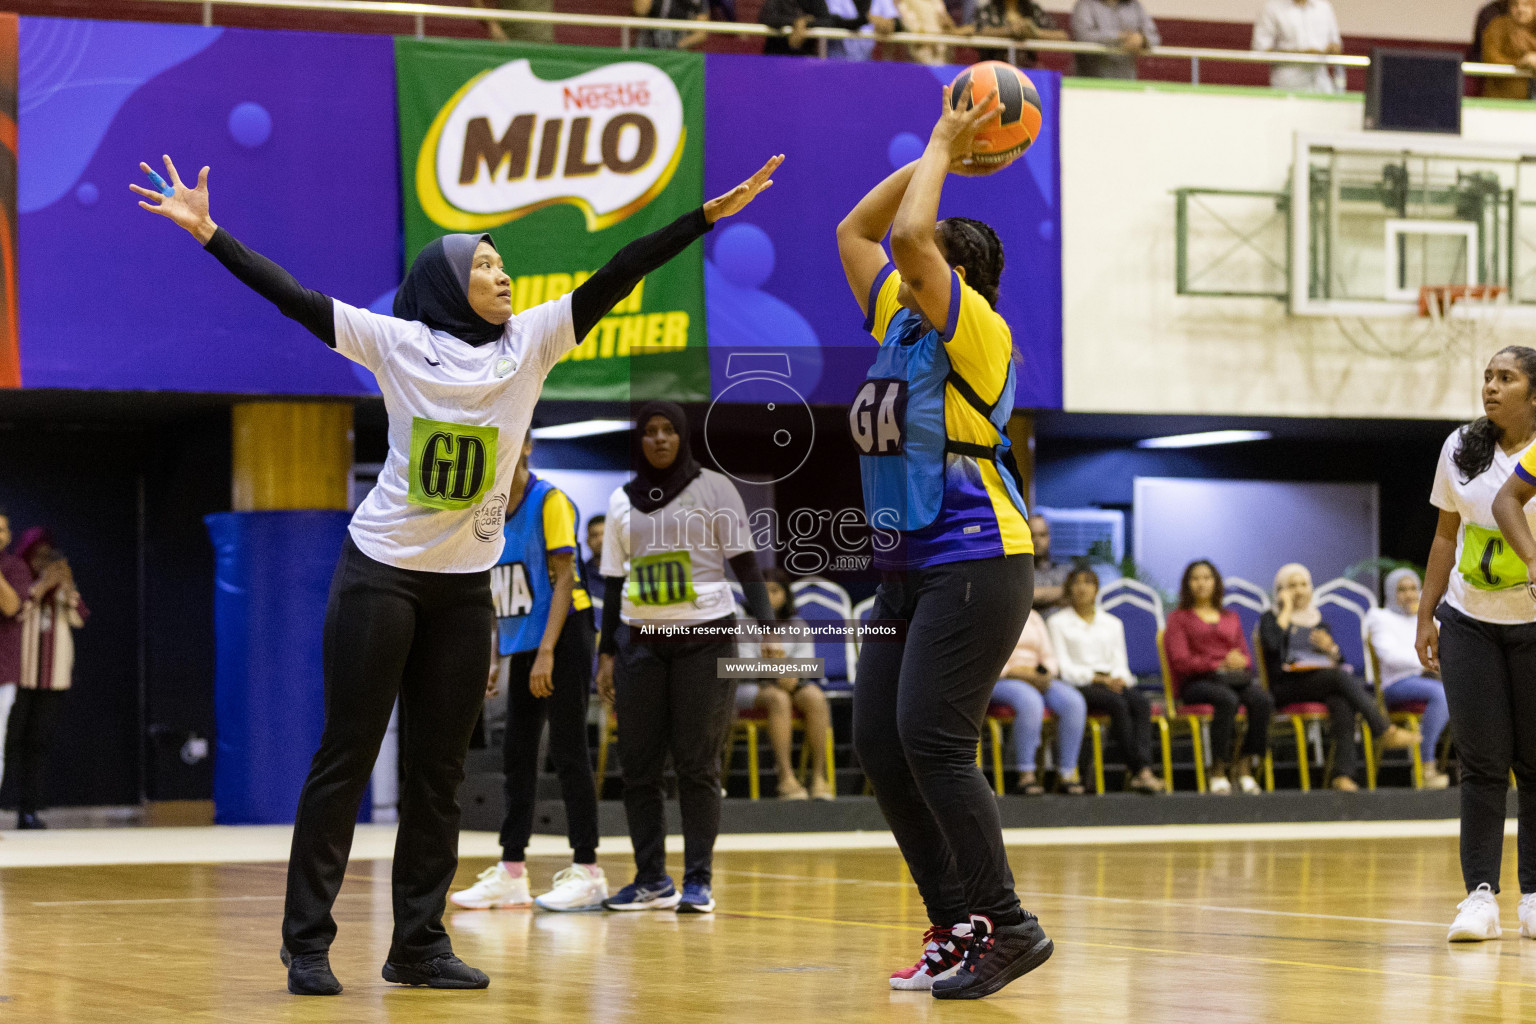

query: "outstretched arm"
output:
131 155 336 346
570 155 783 340
889 84 1001 333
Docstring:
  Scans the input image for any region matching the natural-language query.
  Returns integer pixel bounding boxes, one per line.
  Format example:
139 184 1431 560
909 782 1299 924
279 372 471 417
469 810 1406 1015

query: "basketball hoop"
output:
1329 284 1508 362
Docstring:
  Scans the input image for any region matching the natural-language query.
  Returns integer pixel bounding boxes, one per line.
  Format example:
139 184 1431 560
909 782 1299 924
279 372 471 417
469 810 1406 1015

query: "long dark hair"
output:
937 217 1004 309
1454 345 1536 482
1177 559 1225 611
763 566 796 620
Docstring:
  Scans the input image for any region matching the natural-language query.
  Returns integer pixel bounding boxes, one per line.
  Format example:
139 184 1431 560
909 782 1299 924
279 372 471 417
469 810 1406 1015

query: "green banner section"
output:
396 38 707 401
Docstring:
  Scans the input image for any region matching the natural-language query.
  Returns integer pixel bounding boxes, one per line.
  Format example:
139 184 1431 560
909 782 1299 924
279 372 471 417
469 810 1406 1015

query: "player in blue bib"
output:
835 85 1050 1001
450 436 606 913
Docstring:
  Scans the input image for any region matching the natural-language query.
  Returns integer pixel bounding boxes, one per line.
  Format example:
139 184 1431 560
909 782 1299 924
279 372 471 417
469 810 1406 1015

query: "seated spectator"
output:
1070 0 1158 80
991 609 1088 795
1259 563 1418 792
826 0 899 60
1470 0 1511 63
584 514 605 599
760 0 866 56
1251 0 1344 94
735 569 833 800
1049 567 1164 794
1164 560 1273 795
1365 568 1452 789
1481 0 1536 100
469 0 554 43
893 0 962 65
636 0 711 50
0 511 30 792
975 0 1070 64
1028 513 1070 615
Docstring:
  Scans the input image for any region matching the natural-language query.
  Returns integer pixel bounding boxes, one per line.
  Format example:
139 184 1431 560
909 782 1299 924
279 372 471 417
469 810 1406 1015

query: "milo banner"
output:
397 39 707 401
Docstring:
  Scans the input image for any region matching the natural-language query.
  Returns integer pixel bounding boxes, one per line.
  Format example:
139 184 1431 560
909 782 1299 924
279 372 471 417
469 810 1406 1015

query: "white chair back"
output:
1223 576 1270 610
1315 576 1378 612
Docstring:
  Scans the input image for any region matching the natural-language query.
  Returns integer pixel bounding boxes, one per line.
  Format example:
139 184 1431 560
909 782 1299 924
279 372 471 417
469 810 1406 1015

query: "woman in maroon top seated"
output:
1164 560 1273 795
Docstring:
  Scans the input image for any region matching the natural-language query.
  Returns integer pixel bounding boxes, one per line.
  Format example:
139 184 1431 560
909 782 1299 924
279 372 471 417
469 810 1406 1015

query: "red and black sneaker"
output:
931 913 1054 1000
889 923 972 991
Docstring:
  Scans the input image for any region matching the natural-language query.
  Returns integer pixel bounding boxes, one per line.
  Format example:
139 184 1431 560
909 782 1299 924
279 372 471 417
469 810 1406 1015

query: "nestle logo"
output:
563 81 651 111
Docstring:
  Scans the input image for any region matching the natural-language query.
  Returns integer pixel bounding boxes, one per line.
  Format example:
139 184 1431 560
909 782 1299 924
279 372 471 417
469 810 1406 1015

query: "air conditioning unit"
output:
1033 506 1125 564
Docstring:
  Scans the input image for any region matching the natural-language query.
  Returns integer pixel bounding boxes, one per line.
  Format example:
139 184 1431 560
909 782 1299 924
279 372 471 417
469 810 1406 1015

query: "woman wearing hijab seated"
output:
991 609 1087 795
1259 563 1418 792
595 403 777 915
132 152 782 995
1365 568 1452 789
1163 560 1271 795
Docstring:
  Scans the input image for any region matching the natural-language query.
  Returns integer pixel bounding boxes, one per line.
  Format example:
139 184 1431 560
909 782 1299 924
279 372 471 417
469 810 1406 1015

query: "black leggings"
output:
1181 673 1274 764
2 688 63 814
614 623 737 888
1436 602 1536 894
1081 682 1153 774
499 612 599 864
853 555 1034 929
283 537 494 962
1270 667 1387 783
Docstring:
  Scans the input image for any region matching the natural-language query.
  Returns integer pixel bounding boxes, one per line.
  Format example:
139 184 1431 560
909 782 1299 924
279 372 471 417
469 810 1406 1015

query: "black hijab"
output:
393 233 504 347
625 401 702 514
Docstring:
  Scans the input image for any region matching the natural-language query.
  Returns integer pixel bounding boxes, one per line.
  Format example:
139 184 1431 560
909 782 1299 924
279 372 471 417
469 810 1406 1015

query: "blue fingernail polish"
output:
147 170 174 197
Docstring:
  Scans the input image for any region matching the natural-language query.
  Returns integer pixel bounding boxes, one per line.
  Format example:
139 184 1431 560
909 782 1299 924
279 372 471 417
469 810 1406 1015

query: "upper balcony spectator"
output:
760 0 867 56
826 0 900 60
1470 0 1511 63
1480 0 1536 99
975 0 1070 65
1070 0 1159 80
636 0 712 50
1251 0 1344 94
892 0 962 64
469 0 555 43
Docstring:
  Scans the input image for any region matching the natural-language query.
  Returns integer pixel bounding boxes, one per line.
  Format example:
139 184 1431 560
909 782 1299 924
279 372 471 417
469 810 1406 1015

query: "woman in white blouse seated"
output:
1365 568 1452 789
1047 568 1164 794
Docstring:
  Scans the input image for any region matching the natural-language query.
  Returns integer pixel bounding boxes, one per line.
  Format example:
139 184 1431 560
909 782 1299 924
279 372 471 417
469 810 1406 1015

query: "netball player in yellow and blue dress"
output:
835 87 1051 1001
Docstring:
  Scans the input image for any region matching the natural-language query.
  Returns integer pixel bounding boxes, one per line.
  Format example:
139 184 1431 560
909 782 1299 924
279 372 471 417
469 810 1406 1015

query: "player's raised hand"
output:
934 83 1001 166
130 155 217 244
704 154 784 223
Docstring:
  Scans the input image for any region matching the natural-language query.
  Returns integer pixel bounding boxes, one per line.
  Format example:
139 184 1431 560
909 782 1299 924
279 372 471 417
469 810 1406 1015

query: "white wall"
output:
1059 82 1536 419
1043 0 1484 44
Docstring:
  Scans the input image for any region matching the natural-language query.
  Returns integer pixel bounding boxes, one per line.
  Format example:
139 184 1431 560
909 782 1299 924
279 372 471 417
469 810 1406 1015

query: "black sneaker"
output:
280 946 342 996
382 952 490 990
930 913 1053 1000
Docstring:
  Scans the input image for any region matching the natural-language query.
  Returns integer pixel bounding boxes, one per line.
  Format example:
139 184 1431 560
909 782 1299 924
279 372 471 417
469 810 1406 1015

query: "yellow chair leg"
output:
1155 718 1173 793
1263 751 1275 792
1189 720 1207 794
1292 717 1310 792
797 724 809 785
746 723 760 801
1090 720 1106 795
988 718 1005 797
1370 721 1382 792
825 726 837 795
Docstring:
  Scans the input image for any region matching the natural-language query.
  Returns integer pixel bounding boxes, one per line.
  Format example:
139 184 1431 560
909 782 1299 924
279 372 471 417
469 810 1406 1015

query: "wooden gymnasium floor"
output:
1 822 1533 1022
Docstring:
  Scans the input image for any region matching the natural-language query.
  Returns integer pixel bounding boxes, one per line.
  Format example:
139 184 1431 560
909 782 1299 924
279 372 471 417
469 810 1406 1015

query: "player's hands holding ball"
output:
131 155 218 244
935 83 1007 177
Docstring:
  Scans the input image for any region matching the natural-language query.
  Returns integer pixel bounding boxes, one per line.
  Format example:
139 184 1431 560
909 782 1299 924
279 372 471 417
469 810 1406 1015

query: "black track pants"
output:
282 536 494 962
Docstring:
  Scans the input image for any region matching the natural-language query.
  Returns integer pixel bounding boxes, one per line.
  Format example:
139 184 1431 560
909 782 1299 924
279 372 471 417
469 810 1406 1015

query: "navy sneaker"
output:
930 913 1053 1000
602 877 681 911
676 882 715 914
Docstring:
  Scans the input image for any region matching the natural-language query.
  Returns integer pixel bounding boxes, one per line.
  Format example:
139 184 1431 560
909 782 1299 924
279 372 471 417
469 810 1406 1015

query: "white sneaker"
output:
1519 893 1536 938
1208 776 1232 795
449 864 532 909
1237 774 1262 795
535 865 609 913
1448 883 1502 942
1424 767 1451 790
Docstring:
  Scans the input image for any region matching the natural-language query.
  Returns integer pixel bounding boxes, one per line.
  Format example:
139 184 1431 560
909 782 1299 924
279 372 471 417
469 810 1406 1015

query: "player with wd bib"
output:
450 435 608 915
835 83 1052 1000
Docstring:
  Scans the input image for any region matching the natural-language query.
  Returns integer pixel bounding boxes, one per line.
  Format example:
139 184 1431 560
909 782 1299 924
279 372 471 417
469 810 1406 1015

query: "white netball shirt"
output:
1429 428 1536 624
333 295 575 573
600 469 753 624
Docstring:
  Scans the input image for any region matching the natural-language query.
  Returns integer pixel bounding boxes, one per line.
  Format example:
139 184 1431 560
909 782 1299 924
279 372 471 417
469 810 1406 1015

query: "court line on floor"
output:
721 908 1536 991
716 869 1449 929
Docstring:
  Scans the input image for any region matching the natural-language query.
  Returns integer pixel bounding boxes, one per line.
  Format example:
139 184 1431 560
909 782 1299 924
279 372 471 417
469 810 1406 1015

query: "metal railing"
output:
138 0 1533 85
